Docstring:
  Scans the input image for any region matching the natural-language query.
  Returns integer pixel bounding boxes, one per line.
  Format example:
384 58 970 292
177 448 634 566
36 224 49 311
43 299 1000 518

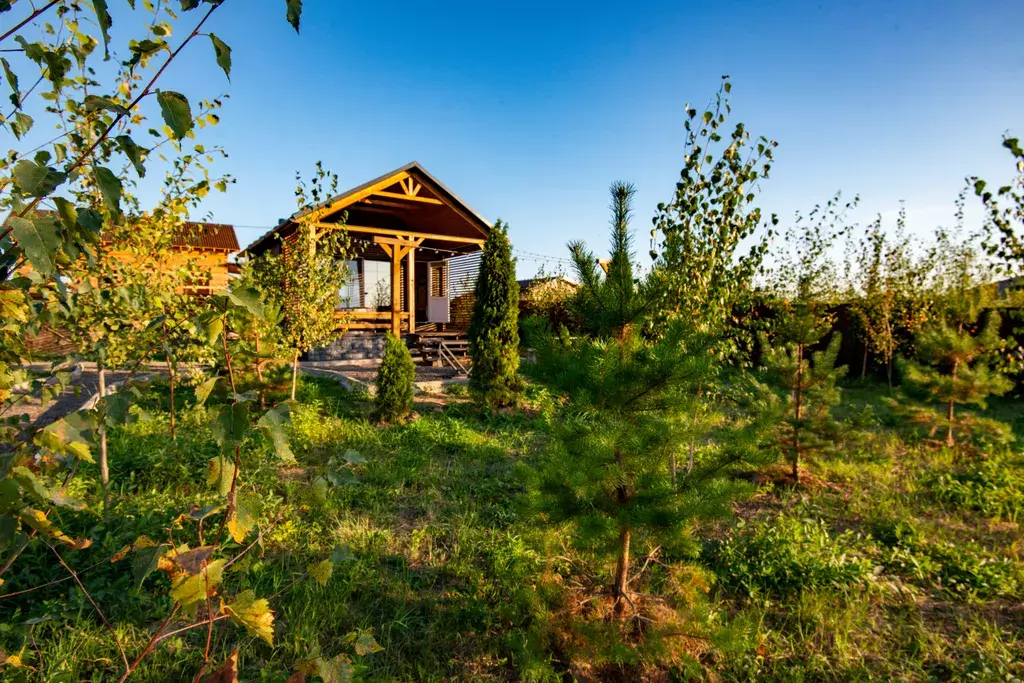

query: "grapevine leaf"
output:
172 546 216 574
316 655 354 683
170 558 226 606
157 90 193 140
222 591 274 645
213 402 250 448
207 456 236 496
226 498 255 543
133 543 169 589
307 559 332 586
258 402 293 461
353 631 384 656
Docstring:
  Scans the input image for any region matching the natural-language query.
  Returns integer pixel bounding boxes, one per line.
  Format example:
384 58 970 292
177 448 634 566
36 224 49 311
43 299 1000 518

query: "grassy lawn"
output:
2 378 1022 681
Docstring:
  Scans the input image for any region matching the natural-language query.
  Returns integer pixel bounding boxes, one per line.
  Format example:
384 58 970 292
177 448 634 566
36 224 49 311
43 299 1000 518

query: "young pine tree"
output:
468 219 523 407
374 332 416 423
525 182 773 616
896 231 1014 448
760 334 846 483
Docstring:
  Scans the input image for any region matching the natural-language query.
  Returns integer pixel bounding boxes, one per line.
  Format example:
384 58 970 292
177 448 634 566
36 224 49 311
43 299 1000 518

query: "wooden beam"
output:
307 171 411 222
372 191 443 205
407 246 416 334
390 246 402 337
318 223 485 246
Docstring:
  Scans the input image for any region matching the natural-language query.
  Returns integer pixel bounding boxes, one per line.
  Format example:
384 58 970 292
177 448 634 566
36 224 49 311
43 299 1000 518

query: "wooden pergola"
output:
245 162 491 337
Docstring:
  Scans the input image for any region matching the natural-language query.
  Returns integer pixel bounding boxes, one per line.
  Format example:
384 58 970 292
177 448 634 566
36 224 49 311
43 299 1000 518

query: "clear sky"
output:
116 0 1024 275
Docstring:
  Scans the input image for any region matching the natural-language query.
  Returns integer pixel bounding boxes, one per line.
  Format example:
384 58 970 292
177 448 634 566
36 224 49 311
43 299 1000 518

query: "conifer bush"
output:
468 220 523 407
374 333 416 423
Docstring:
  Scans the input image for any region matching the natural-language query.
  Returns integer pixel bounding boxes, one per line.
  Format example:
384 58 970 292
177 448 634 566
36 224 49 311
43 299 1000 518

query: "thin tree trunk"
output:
793 344 804 484
166 358 176 441
290 349 299 401
886 354 893 390
946 361 958 447
670 451 677 488
255 330 266 409
98 359 109 514
612 526 631 616
861 345 868 379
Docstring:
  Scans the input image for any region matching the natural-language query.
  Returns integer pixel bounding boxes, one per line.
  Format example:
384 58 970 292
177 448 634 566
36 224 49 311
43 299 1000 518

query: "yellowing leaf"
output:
170 558 226 606
202 649 239 683
353 631 384 656
307 559 333 587
226 499 255 544
221 590 274 645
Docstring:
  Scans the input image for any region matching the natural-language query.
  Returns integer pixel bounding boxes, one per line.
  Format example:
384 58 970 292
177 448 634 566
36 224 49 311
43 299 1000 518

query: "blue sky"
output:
63 0 1024 275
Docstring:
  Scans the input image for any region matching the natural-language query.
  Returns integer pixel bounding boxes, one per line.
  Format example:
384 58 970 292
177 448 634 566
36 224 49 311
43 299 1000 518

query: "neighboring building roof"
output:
4 210 239 253
172 222 239 252
244 161 492 257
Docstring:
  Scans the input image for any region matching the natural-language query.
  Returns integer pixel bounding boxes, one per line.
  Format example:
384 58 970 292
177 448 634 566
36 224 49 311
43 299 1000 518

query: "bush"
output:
711 517 876 598
373 333 415 423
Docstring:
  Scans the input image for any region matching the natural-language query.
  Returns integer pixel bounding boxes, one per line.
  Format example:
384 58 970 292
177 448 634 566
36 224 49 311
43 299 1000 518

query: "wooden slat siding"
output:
446 252 482 329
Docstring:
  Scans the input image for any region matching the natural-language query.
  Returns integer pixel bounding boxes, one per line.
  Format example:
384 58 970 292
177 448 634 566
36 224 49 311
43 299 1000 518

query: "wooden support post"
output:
407 246 415 334
390 246 401 337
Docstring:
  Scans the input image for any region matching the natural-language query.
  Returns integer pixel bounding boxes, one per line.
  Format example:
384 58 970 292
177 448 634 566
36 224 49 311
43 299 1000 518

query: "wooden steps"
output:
409 331 470 373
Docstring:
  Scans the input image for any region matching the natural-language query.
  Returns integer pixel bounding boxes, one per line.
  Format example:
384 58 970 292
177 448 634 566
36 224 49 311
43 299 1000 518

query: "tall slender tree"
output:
468 220 523 407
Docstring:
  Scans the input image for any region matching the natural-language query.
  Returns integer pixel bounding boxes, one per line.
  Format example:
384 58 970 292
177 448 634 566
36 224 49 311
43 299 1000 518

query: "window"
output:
363 260 391 309
429 262 446 298
336 260 359 309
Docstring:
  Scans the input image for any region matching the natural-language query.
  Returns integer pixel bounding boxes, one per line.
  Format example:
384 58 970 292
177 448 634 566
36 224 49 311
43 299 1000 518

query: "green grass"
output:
1 378 1022 681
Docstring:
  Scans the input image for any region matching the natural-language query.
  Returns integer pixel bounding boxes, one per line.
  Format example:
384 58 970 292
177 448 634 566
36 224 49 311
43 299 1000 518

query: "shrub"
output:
373 333 415 423
712 517 876 598
468 220 523 408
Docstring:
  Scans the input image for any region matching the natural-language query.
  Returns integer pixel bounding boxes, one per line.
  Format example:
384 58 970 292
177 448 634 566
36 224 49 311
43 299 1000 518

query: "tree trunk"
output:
861 345 868 379
886 355 893 390
612 525 631 616
255 330 266 409
793 344 804 484
946 361 958 447
166 357 176 441
98 360 109 514
290 349 299 401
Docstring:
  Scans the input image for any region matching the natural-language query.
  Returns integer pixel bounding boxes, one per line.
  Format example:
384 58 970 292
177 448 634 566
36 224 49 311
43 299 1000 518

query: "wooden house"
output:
244 162 490 347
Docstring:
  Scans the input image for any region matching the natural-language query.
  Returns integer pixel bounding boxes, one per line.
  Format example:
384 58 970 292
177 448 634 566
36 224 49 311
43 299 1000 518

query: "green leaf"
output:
213 402 250 448
330 544 355 564
342 449 366 465
0 2 11 13
170 558 226 606
222 590 274 645
307 559 332 586
2 57 19 108
9 215 60 275
227 285 263 318
258 402 293 461
11 467 51 505
157 90 193 140
94 166 123 216
285 0 302 32
180 0 201 9
207 456 236 496
209 33 232 80
93 0 113 59
115 135 146 178
52 197 78 232
10 110 32 139
202 316 224 344
194 376 219 406
13 159 67 197
77 208 103 235
83 95 128 116
133 543 169 589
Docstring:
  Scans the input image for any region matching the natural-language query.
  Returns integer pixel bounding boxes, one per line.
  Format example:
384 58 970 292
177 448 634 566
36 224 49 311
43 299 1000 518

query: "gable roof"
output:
244 161 491 256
